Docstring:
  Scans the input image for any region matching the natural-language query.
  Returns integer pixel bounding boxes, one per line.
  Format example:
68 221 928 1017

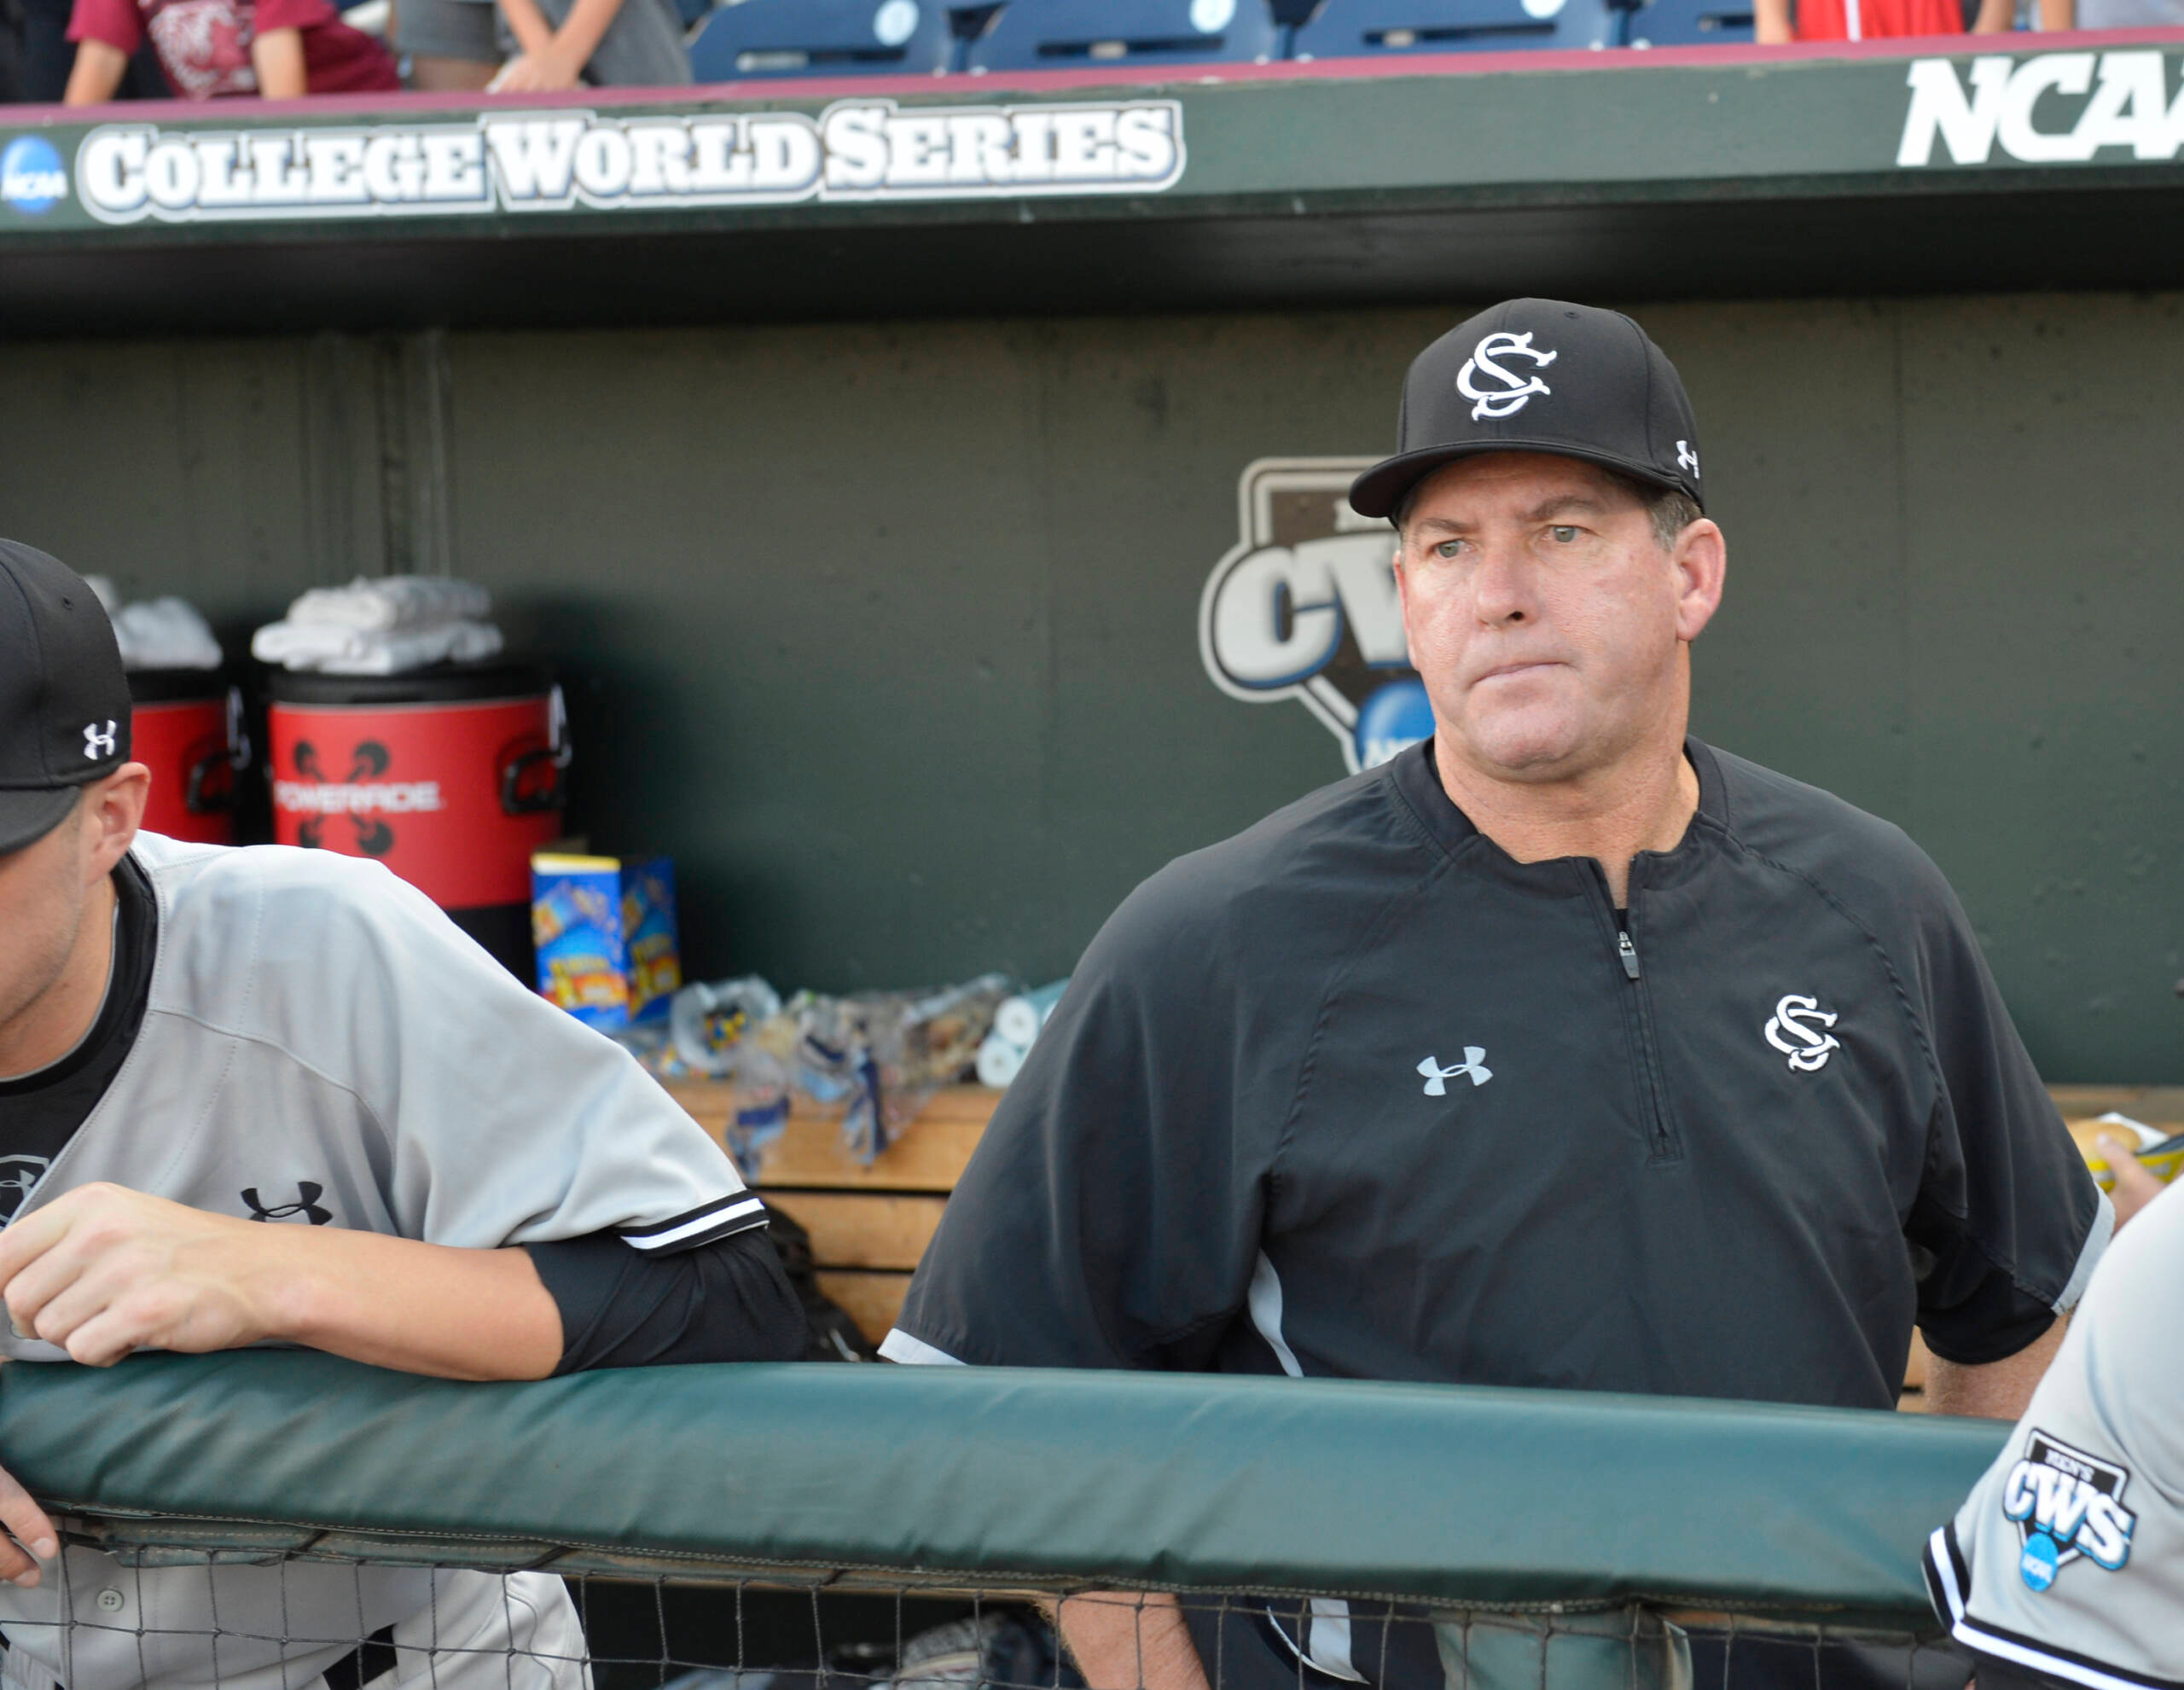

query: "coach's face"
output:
1393 453 1723 787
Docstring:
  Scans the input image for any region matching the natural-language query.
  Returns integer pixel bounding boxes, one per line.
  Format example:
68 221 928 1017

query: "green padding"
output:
0 1352 2003 1623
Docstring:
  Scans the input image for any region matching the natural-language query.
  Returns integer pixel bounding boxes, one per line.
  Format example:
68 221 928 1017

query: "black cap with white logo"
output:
1349 298 1704 520
0 540 132 856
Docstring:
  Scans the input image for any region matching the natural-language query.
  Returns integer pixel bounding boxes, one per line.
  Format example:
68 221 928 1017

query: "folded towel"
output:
285 575 492 633
252 617 503 675
111 595 224 671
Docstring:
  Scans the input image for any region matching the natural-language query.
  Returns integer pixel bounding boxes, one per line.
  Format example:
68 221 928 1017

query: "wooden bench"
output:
663 1077 2168 1404
664 1082 999 1346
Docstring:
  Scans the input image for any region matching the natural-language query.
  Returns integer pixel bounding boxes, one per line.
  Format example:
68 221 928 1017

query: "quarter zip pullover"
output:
893 737 2106 1410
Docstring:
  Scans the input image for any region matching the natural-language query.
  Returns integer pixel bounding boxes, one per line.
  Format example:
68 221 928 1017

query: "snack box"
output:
531 853 682 1031
2066 1112 2184 1192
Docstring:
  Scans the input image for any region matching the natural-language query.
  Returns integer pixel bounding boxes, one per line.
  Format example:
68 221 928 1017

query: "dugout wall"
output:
2 48 2181 1079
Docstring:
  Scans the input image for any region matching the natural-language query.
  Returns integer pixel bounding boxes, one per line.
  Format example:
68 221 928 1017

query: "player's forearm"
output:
274 1230 563 1379
1925 1316 2066 1420
1752 0 1794 41
0 1184 565 1374
1053 1593 1211 1690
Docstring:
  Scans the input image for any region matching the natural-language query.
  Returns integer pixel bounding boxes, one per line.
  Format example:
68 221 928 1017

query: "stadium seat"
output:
1290 0 1621 55
1619 0 1755 44
687 0 954 81
962 0 1282 73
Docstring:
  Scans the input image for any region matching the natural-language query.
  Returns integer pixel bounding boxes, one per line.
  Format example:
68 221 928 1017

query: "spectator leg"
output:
394 0 499 86
533 0 691 86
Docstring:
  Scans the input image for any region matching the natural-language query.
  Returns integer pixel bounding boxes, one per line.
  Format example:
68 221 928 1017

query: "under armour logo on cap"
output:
1456 332 1557 421
83 719 117 760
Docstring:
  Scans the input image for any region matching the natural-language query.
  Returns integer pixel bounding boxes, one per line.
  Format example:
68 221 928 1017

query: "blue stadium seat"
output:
1290 0 1621 55
962 0 1281 73
688 0 953 81
1619 0 1754 44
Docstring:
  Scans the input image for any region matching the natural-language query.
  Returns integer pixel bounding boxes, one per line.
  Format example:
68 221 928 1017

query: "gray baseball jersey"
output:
0 832 761 1690
1926 1183 2184 1689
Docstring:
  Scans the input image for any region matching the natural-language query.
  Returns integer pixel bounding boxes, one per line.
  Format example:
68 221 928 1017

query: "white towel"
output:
112 595 224 671
252 617 502 675
285 575 492 633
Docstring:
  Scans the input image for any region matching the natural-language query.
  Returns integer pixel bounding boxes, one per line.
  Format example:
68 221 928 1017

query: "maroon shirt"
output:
69 0 399 97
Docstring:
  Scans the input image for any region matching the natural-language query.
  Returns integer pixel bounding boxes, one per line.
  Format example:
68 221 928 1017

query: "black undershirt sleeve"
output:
525 1224 807 1374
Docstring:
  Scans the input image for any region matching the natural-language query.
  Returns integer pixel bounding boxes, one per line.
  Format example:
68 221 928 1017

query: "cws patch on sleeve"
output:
1926 1190 2184 1690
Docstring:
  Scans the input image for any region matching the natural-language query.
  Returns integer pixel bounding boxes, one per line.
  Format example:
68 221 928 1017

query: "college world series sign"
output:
67 97 1183 224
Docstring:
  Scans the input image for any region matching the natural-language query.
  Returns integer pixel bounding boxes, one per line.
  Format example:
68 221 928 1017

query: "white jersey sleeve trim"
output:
616 1193 768 1252
1923 1525 1967 1623
1927 1523 2181 1690
1951 1617 2181 1690
879 1329 965 1366
2053 1191 2116 1315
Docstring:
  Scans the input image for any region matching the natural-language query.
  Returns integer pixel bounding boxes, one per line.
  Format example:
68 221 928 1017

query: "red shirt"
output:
68 0 399 97
1794 0 1963 37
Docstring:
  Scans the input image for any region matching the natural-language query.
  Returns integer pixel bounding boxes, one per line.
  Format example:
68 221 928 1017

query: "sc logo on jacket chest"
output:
1764 994 1841 1073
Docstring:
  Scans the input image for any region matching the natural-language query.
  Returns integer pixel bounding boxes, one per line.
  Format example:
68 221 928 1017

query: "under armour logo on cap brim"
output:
1349 299 1705 520
0 539 134 855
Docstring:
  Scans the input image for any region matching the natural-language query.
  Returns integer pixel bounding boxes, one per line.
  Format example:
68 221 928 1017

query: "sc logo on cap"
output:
1457 331 1556 421
1 136 68 216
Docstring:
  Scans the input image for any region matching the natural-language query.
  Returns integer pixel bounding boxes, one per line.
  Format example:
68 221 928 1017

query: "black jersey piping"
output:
617 1193 770 1253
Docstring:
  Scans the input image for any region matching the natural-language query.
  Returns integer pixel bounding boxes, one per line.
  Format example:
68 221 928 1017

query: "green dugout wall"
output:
2 51 2180 1079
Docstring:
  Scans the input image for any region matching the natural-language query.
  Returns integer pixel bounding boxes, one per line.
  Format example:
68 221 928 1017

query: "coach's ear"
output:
80 764 151 884
1672 518 1725 645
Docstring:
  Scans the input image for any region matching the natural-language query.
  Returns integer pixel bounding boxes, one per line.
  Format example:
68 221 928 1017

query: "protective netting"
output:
0 1526 1966 1690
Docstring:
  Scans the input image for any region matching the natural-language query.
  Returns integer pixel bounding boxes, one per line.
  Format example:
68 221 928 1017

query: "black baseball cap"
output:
1349 299 1705 520
0 540 132 856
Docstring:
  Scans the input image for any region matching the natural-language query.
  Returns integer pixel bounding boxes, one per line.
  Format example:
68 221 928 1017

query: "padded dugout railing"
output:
0 1350 2002 1628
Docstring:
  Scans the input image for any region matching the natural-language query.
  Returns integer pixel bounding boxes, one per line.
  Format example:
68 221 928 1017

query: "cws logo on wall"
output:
67 96 1182 224
1199 460 1432 775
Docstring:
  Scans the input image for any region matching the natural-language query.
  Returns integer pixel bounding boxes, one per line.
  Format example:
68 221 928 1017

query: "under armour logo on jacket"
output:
1456 332 1556 421
1763 996 1840 1073
241 1182 334 1225
83 719 117 760
1418 1048 1492 1095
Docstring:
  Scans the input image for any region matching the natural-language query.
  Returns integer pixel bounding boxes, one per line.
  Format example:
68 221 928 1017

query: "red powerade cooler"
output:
129 671 249 845
266 663 569 978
